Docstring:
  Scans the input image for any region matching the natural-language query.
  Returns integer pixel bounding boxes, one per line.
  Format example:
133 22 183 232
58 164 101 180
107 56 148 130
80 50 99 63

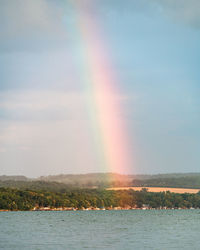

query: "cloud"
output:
1 0 199 53
0 147 7 153
153 0 200 28
104 0 200 28
0 89 131 122
82 0 200 28
0 90 88 121
0 89 95 176
70 0 200 29
0 88 132 176
0 118 99 176
0 0 67 52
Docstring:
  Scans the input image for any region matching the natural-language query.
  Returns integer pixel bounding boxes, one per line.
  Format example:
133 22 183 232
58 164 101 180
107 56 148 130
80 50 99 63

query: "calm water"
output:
0 210 200 250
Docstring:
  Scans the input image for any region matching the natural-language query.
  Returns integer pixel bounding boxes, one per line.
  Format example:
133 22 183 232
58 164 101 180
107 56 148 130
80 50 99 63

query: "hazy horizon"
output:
1 170 200 180
1 0 200 177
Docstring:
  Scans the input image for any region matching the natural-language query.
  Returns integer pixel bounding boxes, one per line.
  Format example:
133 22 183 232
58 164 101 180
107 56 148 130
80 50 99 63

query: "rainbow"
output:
68 1 133 174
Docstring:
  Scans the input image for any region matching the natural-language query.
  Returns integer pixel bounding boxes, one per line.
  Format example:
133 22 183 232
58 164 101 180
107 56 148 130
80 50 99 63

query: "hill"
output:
0 175 29 182
0 173 200 190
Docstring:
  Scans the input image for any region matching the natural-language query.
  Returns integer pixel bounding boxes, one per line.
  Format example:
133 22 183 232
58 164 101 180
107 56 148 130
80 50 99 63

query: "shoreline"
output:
1 187 200 212
0 207 199 212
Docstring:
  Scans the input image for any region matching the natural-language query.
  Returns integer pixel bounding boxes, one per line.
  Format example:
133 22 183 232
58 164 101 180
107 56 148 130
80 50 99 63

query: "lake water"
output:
0 210 200 249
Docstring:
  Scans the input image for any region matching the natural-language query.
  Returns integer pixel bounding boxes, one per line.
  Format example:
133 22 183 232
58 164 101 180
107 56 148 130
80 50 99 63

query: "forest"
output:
1 187 200 211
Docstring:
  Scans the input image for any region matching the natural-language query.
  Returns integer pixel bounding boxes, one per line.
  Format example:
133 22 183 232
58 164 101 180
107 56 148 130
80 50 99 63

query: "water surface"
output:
0 210 200 249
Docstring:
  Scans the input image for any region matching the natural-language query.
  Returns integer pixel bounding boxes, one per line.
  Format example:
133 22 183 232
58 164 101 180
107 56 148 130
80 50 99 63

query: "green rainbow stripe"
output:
67 0 133 174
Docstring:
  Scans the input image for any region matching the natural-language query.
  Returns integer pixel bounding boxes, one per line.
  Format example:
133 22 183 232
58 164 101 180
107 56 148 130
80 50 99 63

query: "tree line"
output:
1 187 200 211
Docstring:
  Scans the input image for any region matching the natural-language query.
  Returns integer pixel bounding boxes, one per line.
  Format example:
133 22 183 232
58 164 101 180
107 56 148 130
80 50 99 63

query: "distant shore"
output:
1 186 200 212
107 187 200 194
0 207 199 212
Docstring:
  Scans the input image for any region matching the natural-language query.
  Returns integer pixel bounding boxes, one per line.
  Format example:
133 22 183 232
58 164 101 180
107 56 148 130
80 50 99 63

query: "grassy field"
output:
107 187 200 194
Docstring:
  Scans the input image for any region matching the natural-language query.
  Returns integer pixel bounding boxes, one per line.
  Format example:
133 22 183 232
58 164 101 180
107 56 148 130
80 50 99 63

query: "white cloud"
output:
0 89 131 176
0 90 88 121
0 119 96 176
0 147 6 153
0 88 94 175
0 0 67 51
0 89 131 121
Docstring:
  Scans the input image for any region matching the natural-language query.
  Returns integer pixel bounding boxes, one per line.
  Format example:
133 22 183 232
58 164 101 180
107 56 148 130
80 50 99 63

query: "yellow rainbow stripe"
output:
69 1 133 174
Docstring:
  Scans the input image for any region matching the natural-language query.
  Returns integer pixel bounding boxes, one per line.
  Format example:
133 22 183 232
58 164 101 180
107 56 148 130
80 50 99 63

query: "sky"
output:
0 0 200 177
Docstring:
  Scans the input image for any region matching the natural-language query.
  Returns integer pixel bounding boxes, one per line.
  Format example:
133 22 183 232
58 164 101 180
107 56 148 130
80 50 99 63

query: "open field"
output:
107 187 200 194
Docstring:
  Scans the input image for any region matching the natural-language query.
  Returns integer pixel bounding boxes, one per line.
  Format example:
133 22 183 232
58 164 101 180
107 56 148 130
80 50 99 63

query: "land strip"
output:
107 187 200 194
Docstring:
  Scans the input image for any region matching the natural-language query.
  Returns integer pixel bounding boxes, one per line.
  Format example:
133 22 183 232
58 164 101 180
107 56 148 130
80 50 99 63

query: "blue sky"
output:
0 0 200 177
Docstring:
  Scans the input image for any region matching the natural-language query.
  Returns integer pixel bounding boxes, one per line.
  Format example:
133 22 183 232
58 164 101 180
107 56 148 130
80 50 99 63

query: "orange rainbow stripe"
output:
68 1 133 174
